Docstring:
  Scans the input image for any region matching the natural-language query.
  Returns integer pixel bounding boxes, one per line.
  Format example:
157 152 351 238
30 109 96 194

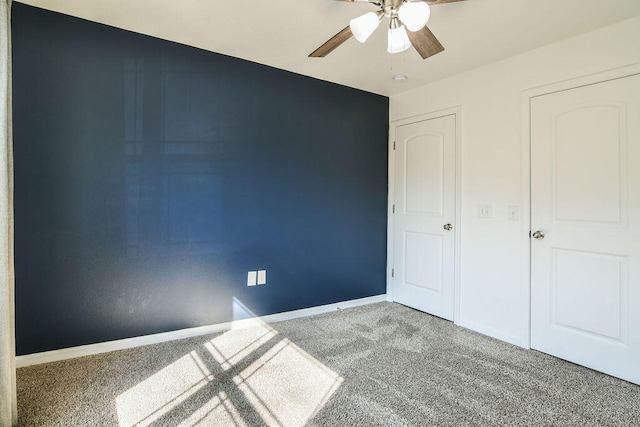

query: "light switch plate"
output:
478 204 493 218
508 205 520 220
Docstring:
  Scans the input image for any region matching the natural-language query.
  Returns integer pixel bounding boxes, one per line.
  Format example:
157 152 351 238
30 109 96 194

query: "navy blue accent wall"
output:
12 3 389 355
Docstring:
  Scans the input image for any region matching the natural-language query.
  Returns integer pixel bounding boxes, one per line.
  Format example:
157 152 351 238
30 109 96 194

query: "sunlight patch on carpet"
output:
232 337 344 426
116 299 343 426
115 351 213 426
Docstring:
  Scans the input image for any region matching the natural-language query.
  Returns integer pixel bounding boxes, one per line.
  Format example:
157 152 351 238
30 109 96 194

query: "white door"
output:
392 114 456 320
531 74 640 385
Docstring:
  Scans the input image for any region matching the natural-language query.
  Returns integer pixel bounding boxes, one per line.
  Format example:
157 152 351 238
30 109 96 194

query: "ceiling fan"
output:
309 0 466 59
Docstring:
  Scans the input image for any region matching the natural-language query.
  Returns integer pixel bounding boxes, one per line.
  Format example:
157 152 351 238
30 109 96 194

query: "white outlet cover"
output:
257 270 267 285
508 205 520 220
247 271 257 286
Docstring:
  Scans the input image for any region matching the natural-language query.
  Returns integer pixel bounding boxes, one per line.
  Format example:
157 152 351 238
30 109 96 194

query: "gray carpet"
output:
17 302 640 426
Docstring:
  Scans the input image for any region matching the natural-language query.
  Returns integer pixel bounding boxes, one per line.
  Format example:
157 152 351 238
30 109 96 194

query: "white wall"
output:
390 16 640 347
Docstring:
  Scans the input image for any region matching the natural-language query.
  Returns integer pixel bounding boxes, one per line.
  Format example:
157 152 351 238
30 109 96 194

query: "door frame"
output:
521 62 640 349
387 106 463 324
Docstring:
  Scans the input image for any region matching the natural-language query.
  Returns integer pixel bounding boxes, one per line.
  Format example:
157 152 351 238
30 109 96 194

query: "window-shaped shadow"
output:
115 299 343 426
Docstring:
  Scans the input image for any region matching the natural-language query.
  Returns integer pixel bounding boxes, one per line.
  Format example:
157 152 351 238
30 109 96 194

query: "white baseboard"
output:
457 317 524 348
16 294 387 368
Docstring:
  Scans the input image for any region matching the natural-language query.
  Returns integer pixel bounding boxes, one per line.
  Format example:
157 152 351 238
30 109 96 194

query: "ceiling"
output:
16 0 640 96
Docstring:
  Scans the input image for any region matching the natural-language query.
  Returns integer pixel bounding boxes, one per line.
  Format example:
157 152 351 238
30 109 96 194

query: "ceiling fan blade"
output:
407 25 444 59
309 26 353 57
424 0 467 5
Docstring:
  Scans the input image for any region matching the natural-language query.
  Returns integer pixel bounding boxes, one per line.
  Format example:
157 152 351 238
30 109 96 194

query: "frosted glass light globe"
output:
350 12 381 43
387 25 411 53
398 1 431 32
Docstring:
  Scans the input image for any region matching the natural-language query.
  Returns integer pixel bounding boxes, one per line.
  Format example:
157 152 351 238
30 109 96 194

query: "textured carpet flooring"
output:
17 302 640 426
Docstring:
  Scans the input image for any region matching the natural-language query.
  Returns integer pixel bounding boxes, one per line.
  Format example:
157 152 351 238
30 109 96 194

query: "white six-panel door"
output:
531 74 640 385
392 114 456 320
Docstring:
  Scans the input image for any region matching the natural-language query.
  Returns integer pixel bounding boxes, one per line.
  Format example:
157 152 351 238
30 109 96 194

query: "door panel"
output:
405 134 444 215
531 74 640 385
552 249 626 341
404 232 443 292
393 115 455 320
554 105 623 223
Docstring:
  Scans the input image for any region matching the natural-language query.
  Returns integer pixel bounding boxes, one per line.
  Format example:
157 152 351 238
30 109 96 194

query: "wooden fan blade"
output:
309 26 353 57
424 0 467 5
407 26 444 59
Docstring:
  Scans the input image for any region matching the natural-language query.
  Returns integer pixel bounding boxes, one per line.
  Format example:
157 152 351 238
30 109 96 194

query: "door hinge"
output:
391 268 395 278
392 204 395 214
393 141 396 150
529 230 532 238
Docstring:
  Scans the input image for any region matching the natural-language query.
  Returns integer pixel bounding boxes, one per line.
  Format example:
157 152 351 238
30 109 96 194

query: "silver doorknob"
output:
443 224 453 231
532 230 545 240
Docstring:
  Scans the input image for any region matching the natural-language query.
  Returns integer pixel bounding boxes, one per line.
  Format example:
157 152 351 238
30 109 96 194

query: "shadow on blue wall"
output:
12 3 389 355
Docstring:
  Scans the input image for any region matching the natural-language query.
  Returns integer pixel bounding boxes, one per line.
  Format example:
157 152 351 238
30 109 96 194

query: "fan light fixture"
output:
349 1 430 54
398 1 431 32
349 11 383 42
309 0 462 60
387 18 411 53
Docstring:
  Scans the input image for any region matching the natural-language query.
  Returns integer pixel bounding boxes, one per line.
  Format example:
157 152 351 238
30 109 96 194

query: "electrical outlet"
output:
247 271 257 287
257 270 267 285
478 204 492 219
